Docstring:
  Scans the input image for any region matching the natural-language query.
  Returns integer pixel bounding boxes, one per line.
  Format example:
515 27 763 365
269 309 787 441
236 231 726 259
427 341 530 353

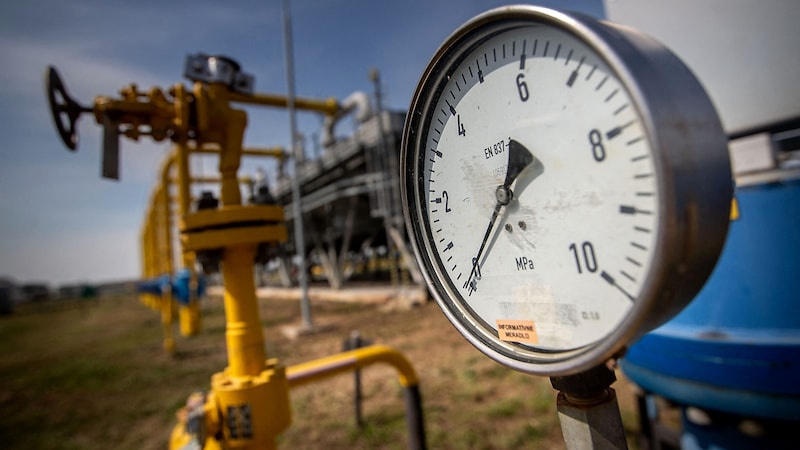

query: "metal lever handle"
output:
101 113 120 180
44 66 92 151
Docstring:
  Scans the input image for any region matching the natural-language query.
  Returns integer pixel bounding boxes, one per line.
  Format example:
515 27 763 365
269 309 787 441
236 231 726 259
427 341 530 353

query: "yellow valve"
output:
44 64 339 180
210 363 292 448
170 366 291 450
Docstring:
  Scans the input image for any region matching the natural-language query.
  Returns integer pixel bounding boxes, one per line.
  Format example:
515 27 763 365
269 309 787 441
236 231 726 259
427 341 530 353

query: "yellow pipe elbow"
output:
286 345 419 388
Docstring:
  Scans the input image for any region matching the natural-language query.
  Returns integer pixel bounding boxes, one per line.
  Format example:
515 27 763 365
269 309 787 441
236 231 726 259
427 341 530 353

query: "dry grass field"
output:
0 288 644 449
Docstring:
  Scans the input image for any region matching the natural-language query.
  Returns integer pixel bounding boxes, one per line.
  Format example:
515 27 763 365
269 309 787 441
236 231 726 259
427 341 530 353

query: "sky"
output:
0 0 605 287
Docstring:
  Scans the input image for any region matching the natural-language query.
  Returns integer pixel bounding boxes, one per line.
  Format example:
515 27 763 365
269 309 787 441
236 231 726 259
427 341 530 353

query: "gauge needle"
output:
463 139 542 295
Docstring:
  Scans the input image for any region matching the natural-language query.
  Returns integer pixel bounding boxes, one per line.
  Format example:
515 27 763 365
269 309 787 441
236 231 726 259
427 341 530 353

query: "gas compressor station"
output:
42 1 798 449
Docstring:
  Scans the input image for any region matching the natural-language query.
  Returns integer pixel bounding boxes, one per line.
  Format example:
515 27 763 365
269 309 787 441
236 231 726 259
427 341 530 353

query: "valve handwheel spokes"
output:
45 65 91 151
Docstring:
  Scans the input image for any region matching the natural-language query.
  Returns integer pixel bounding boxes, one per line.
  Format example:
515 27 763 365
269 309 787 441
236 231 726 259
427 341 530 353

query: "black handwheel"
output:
45 66 90 151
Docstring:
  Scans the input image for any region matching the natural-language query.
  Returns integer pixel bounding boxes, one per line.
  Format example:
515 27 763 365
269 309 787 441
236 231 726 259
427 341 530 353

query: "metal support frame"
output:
633 390 680 450
343 331 368 428
550 365 629 450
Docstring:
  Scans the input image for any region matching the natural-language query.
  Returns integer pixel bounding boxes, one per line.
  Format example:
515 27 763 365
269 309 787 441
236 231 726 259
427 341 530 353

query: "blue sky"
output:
0 0 604 286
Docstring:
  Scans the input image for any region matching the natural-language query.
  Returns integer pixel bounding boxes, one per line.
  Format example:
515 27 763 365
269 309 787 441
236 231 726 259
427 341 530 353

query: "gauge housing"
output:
401 6 732 376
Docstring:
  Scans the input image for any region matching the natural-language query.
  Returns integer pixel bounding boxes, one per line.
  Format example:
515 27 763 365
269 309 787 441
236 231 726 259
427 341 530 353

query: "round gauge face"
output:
402 7 731 375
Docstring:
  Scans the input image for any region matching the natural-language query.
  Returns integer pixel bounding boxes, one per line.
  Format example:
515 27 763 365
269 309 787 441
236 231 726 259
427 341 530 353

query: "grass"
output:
0 290 643 449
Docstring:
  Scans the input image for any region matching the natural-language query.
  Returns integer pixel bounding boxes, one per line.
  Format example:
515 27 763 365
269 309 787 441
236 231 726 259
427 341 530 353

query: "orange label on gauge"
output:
496 320 538 344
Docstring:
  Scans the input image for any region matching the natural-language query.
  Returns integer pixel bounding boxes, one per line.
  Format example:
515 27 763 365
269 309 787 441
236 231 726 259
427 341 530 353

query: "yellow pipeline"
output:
198 81 269 376
169 176 253 185
157 151 176 285
287 345 420 388
138 181 175 352
155 183 176 354
229 91 339 116
139 146 201 343
55 62 433 449
285 345 428 448
146 196 160 310
94 67 423 449
157 154 182 347
139 214 149 307
193 80 291 448
220 245 266 376
140 213 158 309
193 145 286 159
173 83 201 335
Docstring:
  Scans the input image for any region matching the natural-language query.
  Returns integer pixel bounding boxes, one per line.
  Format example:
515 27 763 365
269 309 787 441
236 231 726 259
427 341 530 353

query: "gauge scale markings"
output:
424 31 654 312
566 71 578 87
427 49 652 314
620 270 636 283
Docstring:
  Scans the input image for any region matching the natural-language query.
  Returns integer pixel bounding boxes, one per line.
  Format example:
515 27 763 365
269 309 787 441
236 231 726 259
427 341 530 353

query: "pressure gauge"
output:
401 5 732 376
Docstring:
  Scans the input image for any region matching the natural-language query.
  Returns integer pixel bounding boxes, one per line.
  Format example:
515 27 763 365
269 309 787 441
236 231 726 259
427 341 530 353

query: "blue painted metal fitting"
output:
137 270 205 305
137 274 171 296
622 179 800 422
172 269 206 306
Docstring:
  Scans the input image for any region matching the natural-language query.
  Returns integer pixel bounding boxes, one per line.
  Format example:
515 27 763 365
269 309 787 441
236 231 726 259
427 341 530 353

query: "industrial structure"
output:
268 106 422 289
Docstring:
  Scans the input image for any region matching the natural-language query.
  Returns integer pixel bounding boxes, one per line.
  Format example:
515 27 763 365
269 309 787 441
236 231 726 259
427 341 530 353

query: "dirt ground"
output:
0 284 645 449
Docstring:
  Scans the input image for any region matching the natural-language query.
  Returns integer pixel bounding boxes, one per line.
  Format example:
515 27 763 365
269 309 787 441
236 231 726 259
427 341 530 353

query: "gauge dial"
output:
402 6 732 375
